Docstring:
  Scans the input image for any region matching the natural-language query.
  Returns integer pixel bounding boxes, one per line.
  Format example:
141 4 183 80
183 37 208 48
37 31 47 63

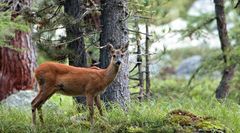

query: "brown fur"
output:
31 44 127 125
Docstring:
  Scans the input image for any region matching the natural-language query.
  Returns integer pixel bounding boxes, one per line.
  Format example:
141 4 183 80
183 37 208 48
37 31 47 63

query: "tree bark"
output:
64 0 87 104
99 0 130 107
214 0 235 100
0 0 36 100
64 0 87 67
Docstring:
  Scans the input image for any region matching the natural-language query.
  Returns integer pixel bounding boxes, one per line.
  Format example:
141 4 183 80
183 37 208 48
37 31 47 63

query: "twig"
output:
129 77 140 80
186 64 204 88
130 72 140 77
93 43 111 49
48 5 62 20
180 17 216 38
235 0 240 8
129 61 143 64
129 64 138 73
72 7 100 25
38 26 65 34
120 10 132 22
130 53 157 55
89 0 98 7
58 31 97 45
132 15 152 20
36 4 54 14
126 28 152 36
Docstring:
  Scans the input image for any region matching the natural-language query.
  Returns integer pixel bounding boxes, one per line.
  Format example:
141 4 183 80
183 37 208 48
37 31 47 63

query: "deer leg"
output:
86 95 94 125
31 88 55 125
31 92 42 125
37 106 44 125
94 95 103 116
32 108 36 126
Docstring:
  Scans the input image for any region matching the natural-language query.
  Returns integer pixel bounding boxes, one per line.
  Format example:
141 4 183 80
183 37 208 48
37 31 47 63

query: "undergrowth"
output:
0 78 240 132
0 95 239 132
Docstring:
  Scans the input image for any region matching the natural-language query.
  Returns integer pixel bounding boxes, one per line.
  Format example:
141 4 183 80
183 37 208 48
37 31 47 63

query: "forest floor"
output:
1 47 239 132
0 79 239 133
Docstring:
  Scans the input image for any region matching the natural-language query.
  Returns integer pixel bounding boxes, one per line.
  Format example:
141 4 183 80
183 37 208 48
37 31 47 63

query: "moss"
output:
148 125 177 133
117 109 230 133
195 120 227 132
162 109 229 133
168 114 193 126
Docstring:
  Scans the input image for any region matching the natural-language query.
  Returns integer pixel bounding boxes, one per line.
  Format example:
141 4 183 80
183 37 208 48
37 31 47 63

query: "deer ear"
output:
121 41 129 53
107 43 114 54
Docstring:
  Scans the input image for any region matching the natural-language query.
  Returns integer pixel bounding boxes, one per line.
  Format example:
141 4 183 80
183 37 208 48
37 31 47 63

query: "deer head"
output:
108 42 128 66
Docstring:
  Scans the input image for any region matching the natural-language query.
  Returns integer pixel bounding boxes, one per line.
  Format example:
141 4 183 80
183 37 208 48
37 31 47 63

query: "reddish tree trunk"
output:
0 0 36 100
0 31 36 100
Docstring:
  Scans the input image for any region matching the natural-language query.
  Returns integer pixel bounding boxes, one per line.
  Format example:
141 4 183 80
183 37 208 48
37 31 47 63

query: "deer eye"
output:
113 55 116 58
121 54 124 57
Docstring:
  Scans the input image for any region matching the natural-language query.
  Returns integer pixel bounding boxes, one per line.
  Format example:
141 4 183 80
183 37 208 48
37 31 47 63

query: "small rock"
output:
176 55 202 79
2 90 37 108
1 90 58 110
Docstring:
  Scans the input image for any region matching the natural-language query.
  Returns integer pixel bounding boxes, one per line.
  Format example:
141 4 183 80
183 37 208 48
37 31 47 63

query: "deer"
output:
31 43 128 125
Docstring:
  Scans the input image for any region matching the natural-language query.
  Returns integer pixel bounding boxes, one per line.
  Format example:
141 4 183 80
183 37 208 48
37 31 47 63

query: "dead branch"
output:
132 15 152 19
72 6 100 25
129 64 138 73
126 28 152 36
38 26 65 34
235 0 240 8
180 17 216 38
48 5 62 20
186 64 204 88
130 72 140 77
36 4 54 14
130 53 157 55
129 77 140 80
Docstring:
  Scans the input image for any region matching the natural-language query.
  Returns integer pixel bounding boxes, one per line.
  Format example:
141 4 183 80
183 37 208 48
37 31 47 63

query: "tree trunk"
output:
99 0 130 107
214 0 235 100
0 0 36 100
64 0 87 104
135 20 144 101
145 22 151 98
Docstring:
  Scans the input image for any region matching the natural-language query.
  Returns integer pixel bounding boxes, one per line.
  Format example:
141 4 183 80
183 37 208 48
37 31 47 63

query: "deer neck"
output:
104 59 120 84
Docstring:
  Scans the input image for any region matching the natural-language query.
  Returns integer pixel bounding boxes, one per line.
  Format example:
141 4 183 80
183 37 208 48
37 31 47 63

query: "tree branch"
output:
126 28 152 36
235 0 240 8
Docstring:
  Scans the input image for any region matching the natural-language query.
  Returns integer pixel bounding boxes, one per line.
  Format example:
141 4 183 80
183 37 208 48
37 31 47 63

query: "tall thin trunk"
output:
0 0 36 100
134 20 144 101
214 0 235 100
145 22 151 98
100 0 130 107
64 0 87 104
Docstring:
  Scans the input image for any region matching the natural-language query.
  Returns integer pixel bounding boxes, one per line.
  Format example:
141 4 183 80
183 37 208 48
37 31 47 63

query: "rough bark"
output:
214 0 235 100
0 0 36 100
64 0 88 104
99 0 130 107
64 0 87 67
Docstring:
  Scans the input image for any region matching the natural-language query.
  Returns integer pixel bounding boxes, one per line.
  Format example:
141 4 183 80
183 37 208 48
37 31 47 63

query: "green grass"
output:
0 93 239 132
1 76 240 132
